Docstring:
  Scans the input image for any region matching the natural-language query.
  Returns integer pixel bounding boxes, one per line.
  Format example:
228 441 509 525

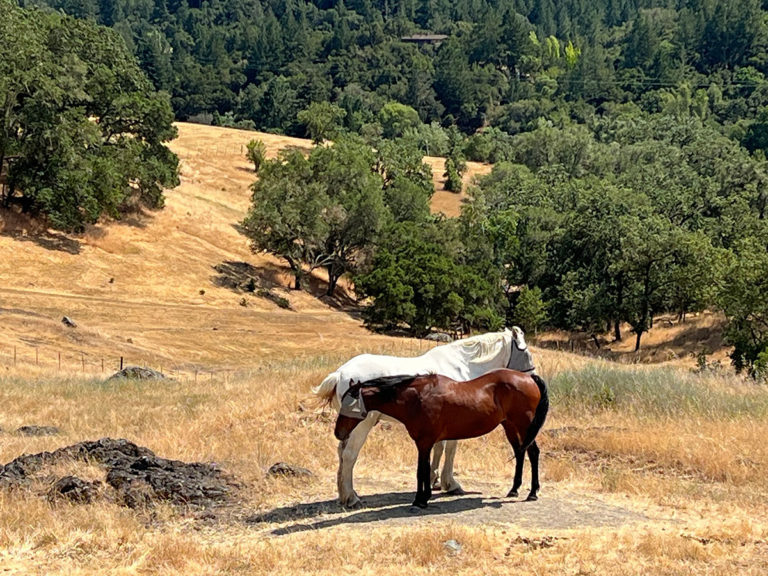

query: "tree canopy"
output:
1 0 178 231
18 0 768 148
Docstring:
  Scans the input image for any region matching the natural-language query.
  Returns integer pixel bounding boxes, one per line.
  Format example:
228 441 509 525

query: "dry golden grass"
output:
425 155 492 218
1 362 768 575
535 311 729 368
1 123 765 574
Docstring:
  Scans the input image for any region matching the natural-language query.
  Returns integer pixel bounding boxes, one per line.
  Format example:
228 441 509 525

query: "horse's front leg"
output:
525 441 541 501
337 412 378 508
413 443 433 508
439 440 466 495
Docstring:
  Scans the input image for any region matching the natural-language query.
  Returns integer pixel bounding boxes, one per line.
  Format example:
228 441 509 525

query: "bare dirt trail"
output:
247 476 669 538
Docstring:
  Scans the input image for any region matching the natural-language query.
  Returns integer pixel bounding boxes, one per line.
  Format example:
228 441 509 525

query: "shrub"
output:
246 140 267 174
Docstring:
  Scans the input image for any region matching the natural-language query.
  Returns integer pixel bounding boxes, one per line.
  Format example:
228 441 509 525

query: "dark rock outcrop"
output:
0 438 234 509
48 475 100 504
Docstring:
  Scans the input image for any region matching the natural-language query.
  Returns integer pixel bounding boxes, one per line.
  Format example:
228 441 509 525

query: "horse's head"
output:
506 326 536 374
336 382 367 440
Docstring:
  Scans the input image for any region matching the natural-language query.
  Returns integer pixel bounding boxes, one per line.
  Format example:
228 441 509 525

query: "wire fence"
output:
0 343 239 383
0 338 443 383
189 143 247 156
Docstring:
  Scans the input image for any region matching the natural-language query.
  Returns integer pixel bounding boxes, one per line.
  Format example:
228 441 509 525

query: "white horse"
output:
313 327 537 507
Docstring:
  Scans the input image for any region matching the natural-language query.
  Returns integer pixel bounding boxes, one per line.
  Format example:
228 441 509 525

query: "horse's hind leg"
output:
502 423 525 498
337 412 377 508
439 440 466 495
525 441 541 501
430 441 444 489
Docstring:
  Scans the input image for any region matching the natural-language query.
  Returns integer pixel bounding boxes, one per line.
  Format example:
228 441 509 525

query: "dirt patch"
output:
247 480 652 536
0 437 236 509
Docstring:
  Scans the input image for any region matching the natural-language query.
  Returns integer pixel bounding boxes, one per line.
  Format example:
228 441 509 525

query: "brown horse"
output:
335 368 549 508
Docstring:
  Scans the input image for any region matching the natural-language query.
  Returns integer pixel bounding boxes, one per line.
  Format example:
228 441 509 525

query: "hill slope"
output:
0 123 725 374
0 124 403 374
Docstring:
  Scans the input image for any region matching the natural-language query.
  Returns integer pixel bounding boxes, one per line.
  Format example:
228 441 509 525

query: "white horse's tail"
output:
312 371 340 406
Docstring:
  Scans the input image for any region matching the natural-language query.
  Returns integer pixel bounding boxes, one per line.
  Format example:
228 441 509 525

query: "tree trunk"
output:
614 277 624 342
326 273 338 297
634 329 643 352
288 260 302 290
635 264 652 352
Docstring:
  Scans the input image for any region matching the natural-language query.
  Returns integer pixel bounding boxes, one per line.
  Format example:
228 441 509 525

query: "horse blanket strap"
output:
340 389 368 419
520 366 536 373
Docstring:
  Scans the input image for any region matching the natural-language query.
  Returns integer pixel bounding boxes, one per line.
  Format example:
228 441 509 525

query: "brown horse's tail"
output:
522 374 549 450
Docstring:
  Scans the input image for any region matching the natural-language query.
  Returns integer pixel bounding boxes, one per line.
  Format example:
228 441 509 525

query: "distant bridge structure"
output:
400 34 449 45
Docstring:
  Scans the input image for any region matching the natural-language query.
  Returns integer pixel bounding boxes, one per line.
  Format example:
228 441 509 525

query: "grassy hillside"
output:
2 123 763 575
0 123 496 377
0 122 726 378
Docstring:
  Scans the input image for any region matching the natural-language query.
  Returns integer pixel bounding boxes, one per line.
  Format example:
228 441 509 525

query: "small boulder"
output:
48 476 100 504
266 462 313 479
107 366 168 382
425 332 453 343
61 316 77 328
16 425 60 437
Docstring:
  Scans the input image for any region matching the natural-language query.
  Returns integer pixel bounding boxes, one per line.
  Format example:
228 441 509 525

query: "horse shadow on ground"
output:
246 490 509 535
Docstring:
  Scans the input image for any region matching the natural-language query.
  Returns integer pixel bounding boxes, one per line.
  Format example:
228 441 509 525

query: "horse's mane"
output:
350 374 422 404
356 375 420 390
454 330 510 365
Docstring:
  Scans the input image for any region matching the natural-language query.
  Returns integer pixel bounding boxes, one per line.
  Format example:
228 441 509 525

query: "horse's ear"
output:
512 326 525 342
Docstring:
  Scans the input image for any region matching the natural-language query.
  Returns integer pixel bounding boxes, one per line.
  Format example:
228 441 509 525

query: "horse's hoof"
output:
412 500 429 509
525 493 538 502
507 490 519 498
446 487 466 496
340 495 363 509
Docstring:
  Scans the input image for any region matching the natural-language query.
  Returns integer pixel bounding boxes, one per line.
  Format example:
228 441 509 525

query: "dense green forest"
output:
17 0 768 140
7 0 768 375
